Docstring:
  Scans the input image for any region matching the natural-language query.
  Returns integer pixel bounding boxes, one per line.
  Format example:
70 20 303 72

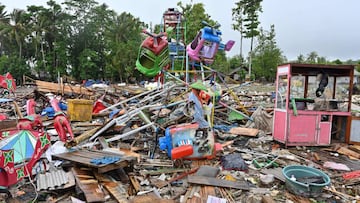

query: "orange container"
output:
171 145 194 159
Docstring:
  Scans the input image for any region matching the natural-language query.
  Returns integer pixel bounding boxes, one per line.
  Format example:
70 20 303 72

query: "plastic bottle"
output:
290 175 297 181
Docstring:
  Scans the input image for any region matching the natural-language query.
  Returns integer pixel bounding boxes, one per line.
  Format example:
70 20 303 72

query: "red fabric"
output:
343 170 360 180
92 100 106 114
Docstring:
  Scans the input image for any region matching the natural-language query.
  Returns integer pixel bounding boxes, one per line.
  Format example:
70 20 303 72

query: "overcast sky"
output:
2 0 360 61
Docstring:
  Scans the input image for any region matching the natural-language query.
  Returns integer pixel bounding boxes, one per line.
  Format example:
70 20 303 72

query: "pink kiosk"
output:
273 63 354 146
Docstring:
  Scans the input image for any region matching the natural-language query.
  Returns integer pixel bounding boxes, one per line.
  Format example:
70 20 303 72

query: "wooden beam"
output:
187 176 253 190
65 127 100 148
72 167 105 203
129 175 140 193
336 146 360 159
229 127 259 137
34 79 93 95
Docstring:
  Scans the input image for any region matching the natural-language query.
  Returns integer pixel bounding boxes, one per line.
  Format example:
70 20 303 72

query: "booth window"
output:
276 75 288 109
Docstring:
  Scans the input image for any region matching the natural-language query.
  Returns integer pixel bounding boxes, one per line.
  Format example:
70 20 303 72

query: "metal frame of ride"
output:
135 8 248 160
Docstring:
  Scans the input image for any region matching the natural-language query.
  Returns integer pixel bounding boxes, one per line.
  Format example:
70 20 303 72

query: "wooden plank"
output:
66 127 101 148
324 186 360 201
129 175 140 193
158 167 199 188
187 176 253 190
104 183 129 203
35 80 93 95
71 150 121 160
98 160 130 174
118 149 142 162
130 194 175 203
54 149 124 161
52 149 135 173
229 127 259 137
94 172 129 203
0 120 17 131
72 167 105 203
262 195 276 203
336 146 360 159
140 168 189 176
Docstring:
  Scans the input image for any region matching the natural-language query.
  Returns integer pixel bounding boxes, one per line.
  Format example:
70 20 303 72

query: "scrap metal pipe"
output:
89 104 159 141
81 123 154 149
99 88 158 113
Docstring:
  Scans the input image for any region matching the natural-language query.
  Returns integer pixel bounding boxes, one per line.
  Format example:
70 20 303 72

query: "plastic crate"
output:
67 99 93 121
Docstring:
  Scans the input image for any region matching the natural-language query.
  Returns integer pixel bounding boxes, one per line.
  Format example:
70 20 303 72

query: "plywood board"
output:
229 127 259 137
187 176 252 190
52 149 135 173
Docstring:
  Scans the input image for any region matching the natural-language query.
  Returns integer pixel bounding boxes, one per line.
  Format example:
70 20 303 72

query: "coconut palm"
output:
0 4 10 55
2 9 28 58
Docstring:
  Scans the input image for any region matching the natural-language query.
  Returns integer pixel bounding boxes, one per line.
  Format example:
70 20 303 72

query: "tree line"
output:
0 0 358 85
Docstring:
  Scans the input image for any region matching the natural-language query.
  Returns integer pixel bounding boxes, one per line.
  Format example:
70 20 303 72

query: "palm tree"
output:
26 6 48 66
7 9 27 58
0 4 9 24
0 4 10 55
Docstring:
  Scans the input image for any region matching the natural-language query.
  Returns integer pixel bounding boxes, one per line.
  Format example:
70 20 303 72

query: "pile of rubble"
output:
1 78 360 203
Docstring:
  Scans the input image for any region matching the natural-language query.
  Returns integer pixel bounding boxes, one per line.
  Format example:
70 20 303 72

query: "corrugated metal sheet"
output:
36 168 69 191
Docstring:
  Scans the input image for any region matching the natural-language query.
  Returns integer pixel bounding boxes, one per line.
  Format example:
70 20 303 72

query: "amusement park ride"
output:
0 73 51 187
136 8 240 160
135 8 235 84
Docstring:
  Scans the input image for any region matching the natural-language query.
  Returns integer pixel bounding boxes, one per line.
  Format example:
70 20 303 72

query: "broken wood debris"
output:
2 78 360 203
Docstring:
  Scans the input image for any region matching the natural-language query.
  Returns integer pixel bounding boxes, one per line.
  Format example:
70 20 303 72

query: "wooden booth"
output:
273 63 354 146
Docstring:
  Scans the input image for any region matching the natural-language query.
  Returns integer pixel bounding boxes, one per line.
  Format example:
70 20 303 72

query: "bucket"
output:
282 165 330 197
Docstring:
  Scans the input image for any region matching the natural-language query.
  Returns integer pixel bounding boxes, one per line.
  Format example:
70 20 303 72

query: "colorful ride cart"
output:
186 21 234 65
159 123 215 160
136 30 170 77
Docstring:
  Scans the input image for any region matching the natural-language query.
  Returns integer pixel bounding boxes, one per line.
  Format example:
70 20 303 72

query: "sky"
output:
2 0 360 61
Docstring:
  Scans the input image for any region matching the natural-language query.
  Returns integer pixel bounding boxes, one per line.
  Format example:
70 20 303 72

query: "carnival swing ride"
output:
0 73 51 187
135 8 254 160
